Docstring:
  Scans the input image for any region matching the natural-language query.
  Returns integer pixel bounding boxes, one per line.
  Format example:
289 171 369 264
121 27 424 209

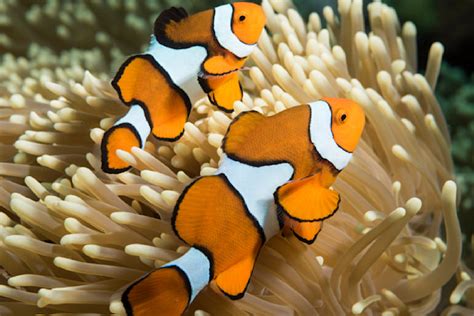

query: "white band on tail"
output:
213 4 256 58
163 247 211 301
308 101 353 170
113 104 151 148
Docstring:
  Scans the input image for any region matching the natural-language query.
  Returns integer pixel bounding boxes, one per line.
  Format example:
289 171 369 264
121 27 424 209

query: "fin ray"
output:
275 176 340 222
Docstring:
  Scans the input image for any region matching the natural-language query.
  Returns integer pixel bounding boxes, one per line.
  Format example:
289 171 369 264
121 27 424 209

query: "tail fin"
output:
101 104 151 174
122 247 212 316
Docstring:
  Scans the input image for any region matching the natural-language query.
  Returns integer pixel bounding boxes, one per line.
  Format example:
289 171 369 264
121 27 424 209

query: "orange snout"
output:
231 2 266 45
322 97 366 153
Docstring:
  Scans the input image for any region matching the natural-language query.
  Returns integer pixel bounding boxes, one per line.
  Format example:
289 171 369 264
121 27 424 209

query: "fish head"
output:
231 2 266 45
322 97 366 153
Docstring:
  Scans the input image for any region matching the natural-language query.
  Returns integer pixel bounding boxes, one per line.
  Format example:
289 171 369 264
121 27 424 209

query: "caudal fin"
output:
122 247 212 316
122 266 190 316
101 104 151 174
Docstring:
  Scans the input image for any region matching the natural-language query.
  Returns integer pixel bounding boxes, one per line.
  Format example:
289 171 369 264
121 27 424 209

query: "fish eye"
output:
239 15 246 22
336 110 347 124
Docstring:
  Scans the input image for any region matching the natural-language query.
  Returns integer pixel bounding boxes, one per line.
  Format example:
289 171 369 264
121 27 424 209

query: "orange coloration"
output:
203 55 245 76
224 106 320 179
215 249 259 298
123 267 189 316
231 2 266 45
119 99 365 312
104 126 140 171
202 58 245 110
174 175 262 276
155 9 214 47
115 56 188 140
208 73 242 111
276 175 340 222
223 99 364 221
287 218 322 243
153 3 266 113
322 97 366 153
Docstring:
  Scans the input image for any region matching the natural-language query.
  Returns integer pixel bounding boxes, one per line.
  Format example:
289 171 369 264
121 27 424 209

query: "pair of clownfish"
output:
100 3 366 316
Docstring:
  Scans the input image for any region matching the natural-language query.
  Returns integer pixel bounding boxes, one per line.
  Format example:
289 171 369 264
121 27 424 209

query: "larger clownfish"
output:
101 3 266 173
120 98 365 315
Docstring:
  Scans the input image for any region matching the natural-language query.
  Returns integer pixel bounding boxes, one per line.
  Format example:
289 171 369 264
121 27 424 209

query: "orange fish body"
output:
121 99 365 315
101 3 266 173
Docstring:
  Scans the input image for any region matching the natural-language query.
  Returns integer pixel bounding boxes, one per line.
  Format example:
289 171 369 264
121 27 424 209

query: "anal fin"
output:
215 250 259 300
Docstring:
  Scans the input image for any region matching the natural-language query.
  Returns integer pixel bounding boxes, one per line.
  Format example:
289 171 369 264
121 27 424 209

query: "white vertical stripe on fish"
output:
113 104 151 147
218 155 293 240
163 247 211 301
147 36 207 104
308 101 353 170
213 4 256 58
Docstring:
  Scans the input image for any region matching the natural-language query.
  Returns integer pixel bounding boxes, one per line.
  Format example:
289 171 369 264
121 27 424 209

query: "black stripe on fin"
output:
292 227 322 245
121 265 192 316
101 122 141 174
154 7 188 44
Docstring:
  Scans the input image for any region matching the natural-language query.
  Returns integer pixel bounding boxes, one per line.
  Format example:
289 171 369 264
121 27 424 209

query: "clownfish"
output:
101 3 266 174
120 98 365 315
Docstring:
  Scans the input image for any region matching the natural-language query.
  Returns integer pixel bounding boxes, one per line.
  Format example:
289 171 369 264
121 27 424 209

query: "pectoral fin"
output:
207 74 243 112
202 55 244 77
275 176 340 222
215 250 259 299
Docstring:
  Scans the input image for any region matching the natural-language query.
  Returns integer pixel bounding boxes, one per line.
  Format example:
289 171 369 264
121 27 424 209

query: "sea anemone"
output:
0 0 472 314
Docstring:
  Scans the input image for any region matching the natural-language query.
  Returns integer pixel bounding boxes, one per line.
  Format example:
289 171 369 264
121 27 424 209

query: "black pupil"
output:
341 114 347 121
239 15 246 21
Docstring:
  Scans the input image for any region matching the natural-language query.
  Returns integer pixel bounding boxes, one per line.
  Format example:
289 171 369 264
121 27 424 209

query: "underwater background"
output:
3 0 472 255
0 0 473 314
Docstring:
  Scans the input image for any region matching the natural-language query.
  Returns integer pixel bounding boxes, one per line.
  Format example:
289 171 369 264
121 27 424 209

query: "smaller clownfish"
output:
101 3 266 174
120 98 365 316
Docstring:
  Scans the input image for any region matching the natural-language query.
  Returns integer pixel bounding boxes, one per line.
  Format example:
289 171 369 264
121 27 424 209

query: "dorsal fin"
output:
154 7 189 42
223 111 265 156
